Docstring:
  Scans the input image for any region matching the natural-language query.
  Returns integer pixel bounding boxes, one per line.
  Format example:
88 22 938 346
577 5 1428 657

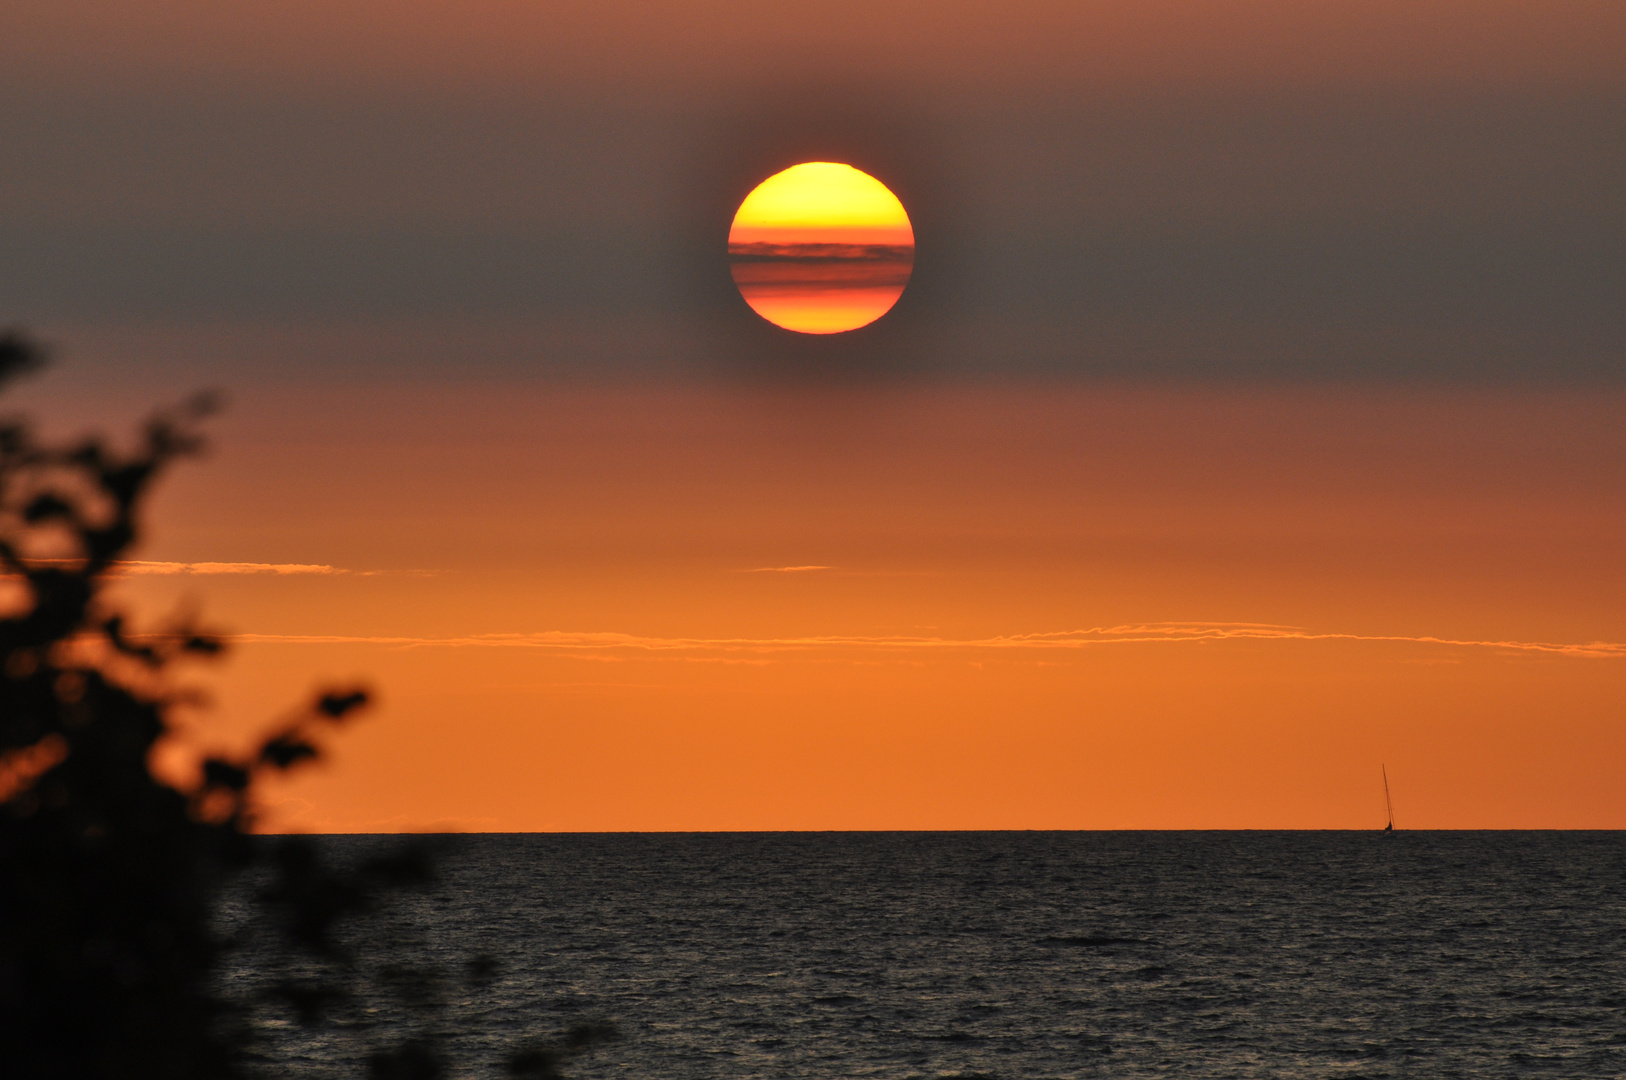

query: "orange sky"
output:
7 0 1624 831
54 375 1620 831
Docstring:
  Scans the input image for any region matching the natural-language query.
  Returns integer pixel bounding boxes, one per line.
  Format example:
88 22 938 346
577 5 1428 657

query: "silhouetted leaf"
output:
467 952 501 987
369 1040 447 1080
506 1046 565 1080
259 734 320 770
316 689 370 720
269 979 349 1025
0 329 46 384
183 634 224 656
361 840 438 888
21 494 73 525
202 758 250 792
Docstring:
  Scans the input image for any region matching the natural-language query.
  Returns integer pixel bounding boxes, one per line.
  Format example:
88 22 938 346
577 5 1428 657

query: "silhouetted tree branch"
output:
0 328 614 1078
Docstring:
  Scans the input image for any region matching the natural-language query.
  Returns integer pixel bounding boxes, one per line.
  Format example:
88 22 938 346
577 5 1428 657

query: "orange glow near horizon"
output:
729 163 914 334
69 374 1624 833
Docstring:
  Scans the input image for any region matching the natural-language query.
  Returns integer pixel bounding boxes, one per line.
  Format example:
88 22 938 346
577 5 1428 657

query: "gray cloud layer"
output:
3 84 1623 381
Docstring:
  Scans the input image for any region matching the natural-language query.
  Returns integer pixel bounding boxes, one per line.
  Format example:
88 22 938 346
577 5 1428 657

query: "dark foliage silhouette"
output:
0 330 614 1078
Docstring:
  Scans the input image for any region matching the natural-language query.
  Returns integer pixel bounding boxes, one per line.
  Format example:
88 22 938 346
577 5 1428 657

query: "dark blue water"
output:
223 832 1626 1078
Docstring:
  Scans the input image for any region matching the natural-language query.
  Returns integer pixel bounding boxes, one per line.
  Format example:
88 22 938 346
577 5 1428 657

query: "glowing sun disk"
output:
732 162 913 238
729 162 915 334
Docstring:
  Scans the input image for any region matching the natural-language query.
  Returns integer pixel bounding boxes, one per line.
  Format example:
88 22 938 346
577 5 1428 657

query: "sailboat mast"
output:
1382 765 1395 830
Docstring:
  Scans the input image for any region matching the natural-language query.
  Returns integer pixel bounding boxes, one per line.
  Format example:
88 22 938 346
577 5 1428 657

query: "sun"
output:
728 162 915 335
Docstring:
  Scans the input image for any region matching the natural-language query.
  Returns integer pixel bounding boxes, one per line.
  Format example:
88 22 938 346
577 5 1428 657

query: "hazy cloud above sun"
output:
2 0 1623 382
5 1 1623 94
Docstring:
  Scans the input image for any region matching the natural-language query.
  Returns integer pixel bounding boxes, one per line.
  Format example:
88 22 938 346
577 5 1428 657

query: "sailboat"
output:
1382 765 1395 832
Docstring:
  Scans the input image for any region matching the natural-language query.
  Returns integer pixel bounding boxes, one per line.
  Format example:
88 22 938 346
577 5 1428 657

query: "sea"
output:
220 832 1626 1078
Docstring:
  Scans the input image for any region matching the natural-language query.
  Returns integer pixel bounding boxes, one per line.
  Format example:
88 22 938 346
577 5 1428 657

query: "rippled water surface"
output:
228 832 1626 1078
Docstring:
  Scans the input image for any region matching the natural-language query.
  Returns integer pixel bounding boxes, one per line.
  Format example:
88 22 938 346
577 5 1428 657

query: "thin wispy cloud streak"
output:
117 561 347 576
3 560 351 577
234 623 1626 660
740 565 832 573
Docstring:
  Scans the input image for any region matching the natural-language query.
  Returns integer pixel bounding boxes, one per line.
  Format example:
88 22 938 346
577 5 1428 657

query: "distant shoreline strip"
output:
231 624 1626 659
